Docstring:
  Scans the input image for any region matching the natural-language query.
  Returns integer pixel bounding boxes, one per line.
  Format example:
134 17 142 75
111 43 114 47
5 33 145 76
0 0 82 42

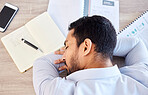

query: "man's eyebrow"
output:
64 40 68 46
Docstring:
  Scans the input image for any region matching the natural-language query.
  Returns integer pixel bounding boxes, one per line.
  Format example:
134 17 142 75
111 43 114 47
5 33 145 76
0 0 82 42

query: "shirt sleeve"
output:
114 37 148 65
33 53 65 95
114 37 148 87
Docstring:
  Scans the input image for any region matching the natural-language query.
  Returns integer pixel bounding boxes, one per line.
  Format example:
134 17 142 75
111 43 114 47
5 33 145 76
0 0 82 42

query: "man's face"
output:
63 29 81 74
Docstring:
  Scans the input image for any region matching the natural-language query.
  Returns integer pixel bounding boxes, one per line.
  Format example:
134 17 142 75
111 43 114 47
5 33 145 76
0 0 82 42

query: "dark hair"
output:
68 15 117 60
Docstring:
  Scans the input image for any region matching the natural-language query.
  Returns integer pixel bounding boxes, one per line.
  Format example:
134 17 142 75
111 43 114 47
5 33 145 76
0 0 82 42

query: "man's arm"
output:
33 53 64 95
113 37 148 87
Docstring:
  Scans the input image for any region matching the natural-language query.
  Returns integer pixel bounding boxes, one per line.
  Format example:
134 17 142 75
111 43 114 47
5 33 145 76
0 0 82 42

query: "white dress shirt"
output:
33 37 148 95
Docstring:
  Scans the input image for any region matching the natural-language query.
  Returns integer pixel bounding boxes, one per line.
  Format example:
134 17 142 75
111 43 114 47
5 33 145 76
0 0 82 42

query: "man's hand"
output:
54 47 68 71
54 47 65 55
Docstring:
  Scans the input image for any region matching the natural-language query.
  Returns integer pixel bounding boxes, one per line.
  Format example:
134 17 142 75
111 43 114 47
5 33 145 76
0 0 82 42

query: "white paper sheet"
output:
47 0 84 37
89 0 119 33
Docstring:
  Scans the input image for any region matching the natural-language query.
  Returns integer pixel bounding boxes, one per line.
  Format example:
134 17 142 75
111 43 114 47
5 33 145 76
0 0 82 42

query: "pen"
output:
21 38 43 53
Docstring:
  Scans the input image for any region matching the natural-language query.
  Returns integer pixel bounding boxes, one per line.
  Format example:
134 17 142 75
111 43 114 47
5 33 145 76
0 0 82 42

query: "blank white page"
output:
1 26 43 73
47 0 84 36
26 12 65 54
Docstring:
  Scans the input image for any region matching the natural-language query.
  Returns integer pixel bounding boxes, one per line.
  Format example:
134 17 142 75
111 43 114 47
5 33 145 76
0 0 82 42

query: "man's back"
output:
51 67 147 95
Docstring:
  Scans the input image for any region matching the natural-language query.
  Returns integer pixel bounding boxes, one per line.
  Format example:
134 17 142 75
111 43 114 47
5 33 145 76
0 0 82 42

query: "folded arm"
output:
114 37 148 65
33 53 64 95
113 37 148 87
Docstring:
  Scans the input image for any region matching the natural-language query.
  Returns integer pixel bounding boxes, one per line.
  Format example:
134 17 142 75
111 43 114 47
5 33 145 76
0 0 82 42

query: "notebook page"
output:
26 12 65 54
1 26 43 73
89 0 119 33
118 11 148 49
47 0 84 36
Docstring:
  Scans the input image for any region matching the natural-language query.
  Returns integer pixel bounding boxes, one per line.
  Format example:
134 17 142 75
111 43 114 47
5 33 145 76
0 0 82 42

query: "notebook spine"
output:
118 10 148 35
83 0 89 16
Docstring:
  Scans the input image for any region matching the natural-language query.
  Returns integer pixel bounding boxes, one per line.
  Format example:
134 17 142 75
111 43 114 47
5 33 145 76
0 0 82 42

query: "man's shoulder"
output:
120 63 148 88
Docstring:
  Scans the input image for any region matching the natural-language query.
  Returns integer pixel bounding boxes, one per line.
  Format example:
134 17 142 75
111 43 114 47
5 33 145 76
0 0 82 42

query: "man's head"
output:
63 15 117 74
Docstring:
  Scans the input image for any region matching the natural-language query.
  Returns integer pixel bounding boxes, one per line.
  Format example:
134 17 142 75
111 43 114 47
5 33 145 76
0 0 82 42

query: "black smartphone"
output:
0 3 19 32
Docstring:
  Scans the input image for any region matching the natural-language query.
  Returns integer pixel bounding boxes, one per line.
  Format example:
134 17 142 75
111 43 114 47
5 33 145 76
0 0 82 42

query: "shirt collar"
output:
66 65 121 82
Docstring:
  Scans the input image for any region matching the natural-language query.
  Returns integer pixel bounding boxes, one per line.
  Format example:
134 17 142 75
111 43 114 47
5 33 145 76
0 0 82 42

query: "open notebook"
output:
1 12 65 73
118 10 148 49
47 0 119 36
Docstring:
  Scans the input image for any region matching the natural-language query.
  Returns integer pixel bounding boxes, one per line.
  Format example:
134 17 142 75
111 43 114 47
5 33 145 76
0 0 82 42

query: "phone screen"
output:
0 6 15 28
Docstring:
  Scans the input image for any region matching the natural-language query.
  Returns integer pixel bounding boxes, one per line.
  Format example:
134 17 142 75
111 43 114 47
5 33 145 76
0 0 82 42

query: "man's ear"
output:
83 38 92 56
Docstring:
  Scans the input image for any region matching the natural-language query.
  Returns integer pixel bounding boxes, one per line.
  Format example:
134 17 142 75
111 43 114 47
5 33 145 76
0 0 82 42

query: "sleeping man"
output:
33 15 148 95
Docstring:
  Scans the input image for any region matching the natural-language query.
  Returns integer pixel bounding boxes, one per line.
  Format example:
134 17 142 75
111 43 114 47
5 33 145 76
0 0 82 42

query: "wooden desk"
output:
0 0 148 94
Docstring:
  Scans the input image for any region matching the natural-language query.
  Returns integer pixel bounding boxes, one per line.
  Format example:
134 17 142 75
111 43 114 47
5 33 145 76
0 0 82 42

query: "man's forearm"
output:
33 53 64 95
113 37 148 66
